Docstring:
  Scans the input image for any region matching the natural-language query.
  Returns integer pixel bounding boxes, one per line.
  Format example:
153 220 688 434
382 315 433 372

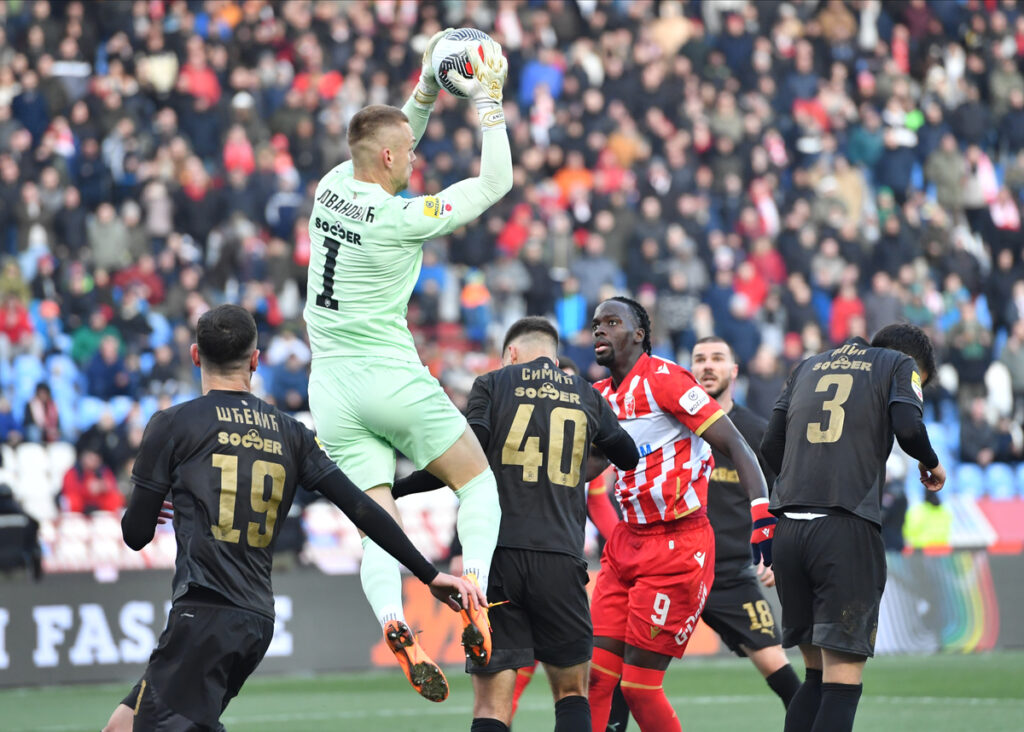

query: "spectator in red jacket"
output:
61 447 124 514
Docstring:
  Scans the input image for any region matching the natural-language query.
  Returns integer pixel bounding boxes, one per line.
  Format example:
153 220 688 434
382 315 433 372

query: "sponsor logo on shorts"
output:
649 625 662 640
694 551 706 568
674 581 709 646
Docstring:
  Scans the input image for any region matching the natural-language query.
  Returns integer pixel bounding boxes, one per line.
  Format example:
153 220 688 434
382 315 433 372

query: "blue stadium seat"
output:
986 463 1017 500
1016 463 1024 498
138 395 159 422
953 463 985 499
74 397 107 432
108 396 134 423
147 312 173 349
13 354 44 391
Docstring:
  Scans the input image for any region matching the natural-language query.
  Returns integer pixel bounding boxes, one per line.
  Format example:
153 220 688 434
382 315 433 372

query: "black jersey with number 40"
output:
466 357 626 559
131 390 338 619
768 338 924 526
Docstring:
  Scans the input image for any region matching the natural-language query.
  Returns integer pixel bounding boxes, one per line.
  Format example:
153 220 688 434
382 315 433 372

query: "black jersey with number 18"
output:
466 357 626 559
768 338 924 526
131 390 338 619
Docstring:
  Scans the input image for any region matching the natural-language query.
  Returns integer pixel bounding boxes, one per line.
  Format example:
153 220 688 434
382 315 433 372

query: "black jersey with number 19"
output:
466 357 625 559
768 338 924 526
131 390 338 619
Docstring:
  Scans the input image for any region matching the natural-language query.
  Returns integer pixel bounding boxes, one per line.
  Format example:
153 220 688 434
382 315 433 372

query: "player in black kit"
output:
103 305 483 732
690 337 801 707
759 324 946 732
392 317 639 732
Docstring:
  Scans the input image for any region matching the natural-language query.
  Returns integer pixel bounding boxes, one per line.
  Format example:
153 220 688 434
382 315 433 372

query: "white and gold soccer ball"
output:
430 28 497 98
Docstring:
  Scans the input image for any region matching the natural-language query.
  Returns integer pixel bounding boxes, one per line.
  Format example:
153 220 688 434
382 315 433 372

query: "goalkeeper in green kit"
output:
303 30 512 702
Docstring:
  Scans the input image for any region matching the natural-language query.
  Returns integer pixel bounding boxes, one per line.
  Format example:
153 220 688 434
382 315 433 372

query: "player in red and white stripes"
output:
586 297 774 732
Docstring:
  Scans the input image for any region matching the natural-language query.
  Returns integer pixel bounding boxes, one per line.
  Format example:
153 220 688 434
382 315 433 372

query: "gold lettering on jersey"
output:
215 406 280 431
710 467 739 483
811 355 872 372
315 190 376 222
513 385 581 404
519 367 572 384
833 343 867 357
217 430 284 455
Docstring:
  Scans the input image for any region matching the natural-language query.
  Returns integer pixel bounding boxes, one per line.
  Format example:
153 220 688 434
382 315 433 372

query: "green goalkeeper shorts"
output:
308 356 467 490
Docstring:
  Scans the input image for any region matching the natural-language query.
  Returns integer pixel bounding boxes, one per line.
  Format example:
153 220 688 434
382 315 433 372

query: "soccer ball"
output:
430 28 495 98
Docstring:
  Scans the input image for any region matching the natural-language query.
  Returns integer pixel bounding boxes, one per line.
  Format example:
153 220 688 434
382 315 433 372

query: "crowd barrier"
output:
1 550 1021 687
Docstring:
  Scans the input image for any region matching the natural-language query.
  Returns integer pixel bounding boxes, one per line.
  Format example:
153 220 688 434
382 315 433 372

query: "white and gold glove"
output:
413 27 453 105
447 39 508 129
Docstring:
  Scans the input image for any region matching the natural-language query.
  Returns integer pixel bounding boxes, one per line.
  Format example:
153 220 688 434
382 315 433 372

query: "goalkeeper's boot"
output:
383 620 449 702
460 573 492 666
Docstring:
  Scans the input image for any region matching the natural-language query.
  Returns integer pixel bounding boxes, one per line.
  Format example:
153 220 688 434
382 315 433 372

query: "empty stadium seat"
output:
953 463 985 499
986 463 1017 500
74 396 107 432
45 442 76 497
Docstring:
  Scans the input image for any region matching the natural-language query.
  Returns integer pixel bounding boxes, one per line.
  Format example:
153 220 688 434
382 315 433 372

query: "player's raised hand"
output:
418 27 453 93
919 460 946 492
428 571 488 612
750 498 778 568
447 39 507 108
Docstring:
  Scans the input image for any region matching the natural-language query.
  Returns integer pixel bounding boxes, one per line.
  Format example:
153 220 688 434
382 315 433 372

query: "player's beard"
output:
701 375 728 400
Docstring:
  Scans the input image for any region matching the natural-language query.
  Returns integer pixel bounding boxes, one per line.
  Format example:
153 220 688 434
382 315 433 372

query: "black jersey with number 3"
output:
768 338 924 526
131 390 337 619
466 357 626 559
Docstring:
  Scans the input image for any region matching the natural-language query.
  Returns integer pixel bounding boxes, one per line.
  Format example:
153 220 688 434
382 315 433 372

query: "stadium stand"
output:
1 0 1023 568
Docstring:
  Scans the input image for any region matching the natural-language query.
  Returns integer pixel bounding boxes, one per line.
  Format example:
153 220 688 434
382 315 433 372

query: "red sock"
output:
620 664 681 732
588 647 623 732
510 662 537 718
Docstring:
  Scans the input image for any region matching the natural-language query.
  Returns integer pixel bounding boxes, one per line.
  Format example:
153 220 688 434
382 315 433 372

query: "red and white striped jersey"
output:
594 354 724 525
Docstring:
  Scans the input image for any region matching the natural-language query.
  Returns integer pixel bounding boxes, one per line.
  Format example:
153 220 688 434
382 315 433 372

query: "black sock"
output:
783 668 823 732
766 664 802 708
810 682 863 732
554 695 590 732
607 681 630 731
471 718 509 732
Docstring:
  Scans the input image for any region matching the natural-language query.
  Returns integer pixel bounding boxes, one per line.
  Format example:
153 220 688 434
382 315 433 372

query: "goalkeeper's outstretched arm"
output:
426 38 513 228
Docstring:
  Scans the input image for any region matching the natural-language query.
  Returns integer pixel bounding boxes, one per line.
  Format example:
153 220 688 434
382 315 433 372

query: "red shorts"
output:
591 515 715 658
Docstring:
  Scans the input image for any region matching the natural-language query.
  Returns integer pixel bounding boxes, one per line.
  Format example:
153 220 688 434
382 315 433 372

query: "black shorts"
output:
468 547 592 674
772 514 886 658
128 596 275 730
701 567 781 656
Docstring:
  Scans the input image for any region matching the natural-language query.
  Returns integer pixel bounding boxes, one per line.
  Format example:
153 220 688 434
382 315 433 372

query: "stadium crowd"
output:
0 0 1022 521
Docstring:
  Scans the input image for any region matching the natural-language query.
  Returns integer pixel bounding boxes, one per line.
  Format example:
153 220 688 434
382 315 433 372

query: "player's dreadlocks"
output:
608 295 652 355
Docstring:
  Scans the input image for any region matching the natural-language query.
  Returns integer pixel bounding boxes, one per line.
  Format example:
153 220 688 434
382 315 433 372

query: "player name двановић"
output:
214 406 280 431
316 189 376 222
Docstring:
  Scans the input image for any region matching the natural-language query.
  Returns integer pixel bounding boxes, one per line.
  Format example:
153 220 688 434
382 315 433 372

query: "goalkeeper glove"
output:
750 498 778 567
446 39 508 129
413 27 453 106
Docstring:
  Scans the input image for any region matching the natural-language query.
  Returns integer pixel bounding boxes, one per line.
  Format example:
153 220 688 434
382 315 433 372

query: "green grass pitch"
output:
3 652 1022 731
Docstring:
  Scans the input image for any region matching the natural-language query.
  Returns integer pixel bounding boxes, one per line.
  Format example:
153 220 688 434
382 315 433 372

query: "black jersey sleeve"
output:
294 423 342 489
889 355 925 412
465 373 494 447
130 410 175 495
891 402 939 469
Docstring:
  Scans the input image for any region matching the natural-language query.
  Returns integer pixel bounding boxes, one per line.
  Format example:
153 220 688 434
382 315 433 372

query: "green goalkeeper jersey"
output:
303 97 512 363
